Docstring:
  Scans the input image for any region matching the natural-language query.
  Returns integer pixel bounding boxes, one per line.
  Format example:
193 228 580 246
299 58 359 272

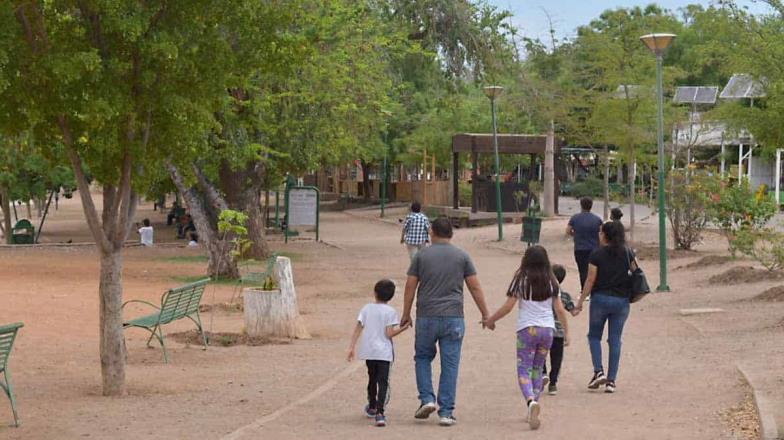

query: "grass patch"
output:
156 254 209 263
171 275 238 285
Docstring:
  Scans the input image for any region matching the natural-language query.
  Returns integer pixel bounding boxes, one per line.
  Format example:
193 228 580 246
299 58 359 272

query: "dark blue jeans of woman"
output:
587 293 630 381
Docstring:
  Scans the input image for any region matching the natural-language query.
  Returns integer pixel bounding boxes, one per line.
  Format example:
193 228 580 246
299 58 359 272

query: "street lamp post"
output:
380 110 392 218
483 86 504 241
640 33 675 292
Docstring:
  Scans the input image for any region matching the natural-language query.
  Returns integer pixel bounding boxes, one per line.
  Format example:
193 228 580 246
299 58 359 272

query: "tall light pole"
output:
640 33 675 292
483 86 504 241
380 110 392 218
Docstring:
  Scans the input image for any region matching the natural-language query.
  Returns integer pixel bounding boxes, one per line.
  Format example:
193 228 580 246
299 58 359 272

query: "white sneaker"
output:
542 375 550 389
414 402 437 419
439 416 457 426
528 401 541 430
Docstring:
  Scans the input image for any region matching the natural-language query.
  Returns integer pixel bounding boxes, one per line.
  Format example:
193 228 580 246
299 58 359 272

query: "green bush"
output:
458 181 472 207
563 176 604 198
666 170 713 250
705 178 777 255
734 228 784 272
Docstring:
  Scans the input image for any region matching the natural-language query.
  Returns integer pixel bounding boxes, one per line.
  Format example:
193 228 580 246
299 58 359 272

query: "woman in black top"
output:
574 221 637 393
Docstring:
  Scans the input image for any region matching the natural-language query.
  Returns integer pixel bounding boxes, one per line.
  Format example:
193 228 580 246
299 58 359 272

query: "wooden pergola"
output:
451 133 565 211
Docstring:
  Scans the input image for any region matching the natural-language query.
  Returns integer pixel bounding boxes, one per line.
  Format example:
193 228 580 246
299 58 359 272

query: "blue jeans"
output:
414 317 464 417
587 293 630 381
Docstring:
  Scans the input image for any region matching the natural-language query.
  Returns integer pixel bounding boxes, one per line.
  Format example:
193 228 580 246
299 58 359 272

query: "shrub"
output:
734 228 784 272
564 176 604 198
705 178 776 255
458 181 472 207
666 170 713 250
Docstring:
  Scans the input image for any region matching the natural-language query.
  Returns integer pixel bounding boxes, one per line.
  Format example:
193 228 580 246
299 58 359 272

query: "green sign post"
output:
285 185 320 244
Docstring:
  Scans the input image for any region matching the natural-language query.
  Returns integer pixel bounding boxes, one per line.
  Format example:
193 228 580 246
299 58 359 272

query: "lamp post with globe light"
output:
640 33 675 292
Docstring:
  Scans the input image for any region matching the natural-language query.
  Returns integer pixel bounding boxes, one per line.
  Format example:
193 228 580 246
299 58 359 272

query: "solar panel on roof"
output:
719 74 766 99
674 86 718 104
695 87 718 103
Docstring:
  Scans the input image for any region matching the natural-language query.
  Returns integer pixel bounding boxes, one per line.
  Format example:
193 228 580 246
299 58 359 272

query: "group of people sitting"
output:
134 203 200 247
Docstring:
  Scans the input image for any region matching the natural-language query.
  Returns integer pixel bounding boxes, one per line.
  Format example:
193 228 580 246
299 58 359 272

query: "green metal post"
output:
381 127 388 218
274 190 280 227
491 97 503 241
655 54 670 292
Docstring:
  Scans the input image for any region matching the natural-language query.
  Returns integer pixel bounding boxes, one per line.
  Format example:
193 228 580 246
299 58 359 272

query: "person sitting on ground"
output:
166 203 180 226
137 219 154 246
347 279 411 427
177 214 196 239
187 231 199 247
611 207 623 223
400 202 430 261
542 264 575 396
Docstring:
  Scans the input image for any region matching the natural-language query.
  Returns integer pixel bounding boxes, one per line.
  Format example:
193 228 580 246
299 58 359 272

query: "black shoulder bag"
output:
626 247 651 303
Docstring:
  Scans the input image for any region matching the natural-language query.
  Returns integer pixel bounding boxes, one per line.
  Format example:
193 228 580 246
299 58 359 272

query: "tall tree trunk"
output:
99 249 127 395
168 163 238 278
0 187 12 244
360 160 371 200
628 155 636 242
603 146 610 221
218 162 269 259
543 120 555 217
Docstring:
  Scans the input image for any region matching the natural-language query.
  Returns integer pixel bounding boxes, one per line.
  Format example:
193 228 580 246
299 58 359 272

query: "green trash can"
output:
520 216 541 246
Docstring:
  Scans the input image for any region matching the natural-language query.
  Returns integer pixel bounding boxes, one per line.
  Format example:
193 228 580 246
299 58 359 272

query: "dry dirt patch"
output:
678 254 736 270
634 245 697 261
719 388 761 440
709 266 784 285
171 330 291 347
748 285 784 303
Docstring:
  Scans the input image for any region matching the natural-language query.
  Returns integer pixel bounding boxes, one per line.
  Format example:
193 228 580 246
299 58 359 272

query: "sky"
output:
486 0 773 42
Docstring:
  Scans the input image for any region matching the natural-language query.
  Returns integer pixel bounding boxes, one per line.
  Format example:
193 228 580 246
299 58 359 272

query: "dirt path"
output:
224 211 741 440
0 197 773 439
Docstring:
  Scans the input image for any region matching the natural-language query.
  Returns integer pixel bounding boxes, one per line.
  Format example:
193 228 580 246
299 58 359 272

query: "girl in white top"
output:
484 245 570 430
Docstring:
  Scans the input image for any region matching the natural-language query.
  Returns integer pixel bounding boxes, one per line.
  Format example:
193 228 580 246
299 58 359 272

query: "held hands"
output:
481 316 496 331
400 315 412 329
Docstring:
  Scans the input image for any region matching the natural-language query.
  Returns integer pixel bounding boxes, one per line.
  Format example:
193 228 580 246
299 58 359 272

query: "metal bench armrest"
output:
121 300 161 311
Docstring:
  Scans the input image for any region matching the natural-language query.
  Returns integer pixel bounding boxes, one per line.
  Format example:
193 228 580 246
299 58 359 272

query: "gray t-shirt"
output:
407 243 477 318
568 212 603 251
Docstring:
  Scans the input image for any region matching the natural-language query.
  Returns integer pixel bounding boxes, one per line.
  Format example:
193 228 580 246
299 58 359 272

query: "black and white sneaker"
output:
542 375 550 390
548 384 558 396
414 402 437 419
588 371 607 389
605 381 616 393
438 415 457 426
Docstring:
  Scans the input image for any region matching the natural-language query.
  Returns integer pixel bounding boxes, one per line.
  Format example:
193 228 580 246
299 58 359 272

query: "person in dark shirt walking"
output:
566 197 603 289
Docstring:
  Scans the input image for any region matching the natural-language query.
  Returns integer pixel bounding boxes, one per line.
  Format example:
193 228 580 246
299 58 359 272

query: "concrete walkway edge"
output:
737 364 781 440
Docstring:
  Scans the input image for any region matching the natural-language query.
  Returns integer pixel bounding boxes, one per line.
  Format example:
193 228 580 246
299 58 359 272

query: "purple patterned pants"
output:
516 326 554 402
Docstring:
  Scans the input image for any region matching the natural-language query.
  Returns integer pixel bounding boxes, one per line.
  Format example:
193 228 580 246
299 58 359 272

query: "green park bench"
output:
239 253 280 288
122 279 210 363
0 322 23 427
11 220 35 245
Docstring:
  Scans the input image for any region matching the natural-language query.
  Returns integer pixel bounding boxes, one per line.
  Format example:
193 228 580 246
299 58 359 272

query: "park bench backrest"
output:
240 253 280 286
0 323 23 371
158 279 209 325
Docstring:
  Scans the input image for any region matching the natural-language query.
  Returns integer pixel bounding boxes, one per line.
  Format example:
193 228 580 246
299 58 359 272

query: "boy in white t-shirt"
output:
137 219 154 246
347 279 410 427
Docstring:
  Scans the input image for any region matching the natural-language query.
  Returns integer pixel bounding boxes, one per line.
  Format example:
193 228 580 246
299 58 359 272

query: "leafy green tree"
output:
4 0 294 395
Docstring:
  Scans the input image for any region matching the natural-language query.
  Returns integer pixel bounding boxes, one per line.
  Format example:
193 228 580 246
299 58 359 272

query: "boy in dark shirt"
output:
542 264 575 396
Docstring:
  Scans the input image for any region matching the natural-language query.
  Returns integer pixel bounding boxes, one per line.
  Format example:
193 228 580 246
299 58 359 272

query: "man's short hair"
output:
374 279 395 302
580 197 593 211
411 202 421 213
142 218 151 227
552 264 566 284
431 216 453 238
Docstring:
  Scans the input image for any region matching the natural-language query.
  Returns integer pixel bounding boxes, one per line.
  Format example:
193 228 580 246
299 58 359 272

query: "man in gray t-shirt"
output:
401 217 489 426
